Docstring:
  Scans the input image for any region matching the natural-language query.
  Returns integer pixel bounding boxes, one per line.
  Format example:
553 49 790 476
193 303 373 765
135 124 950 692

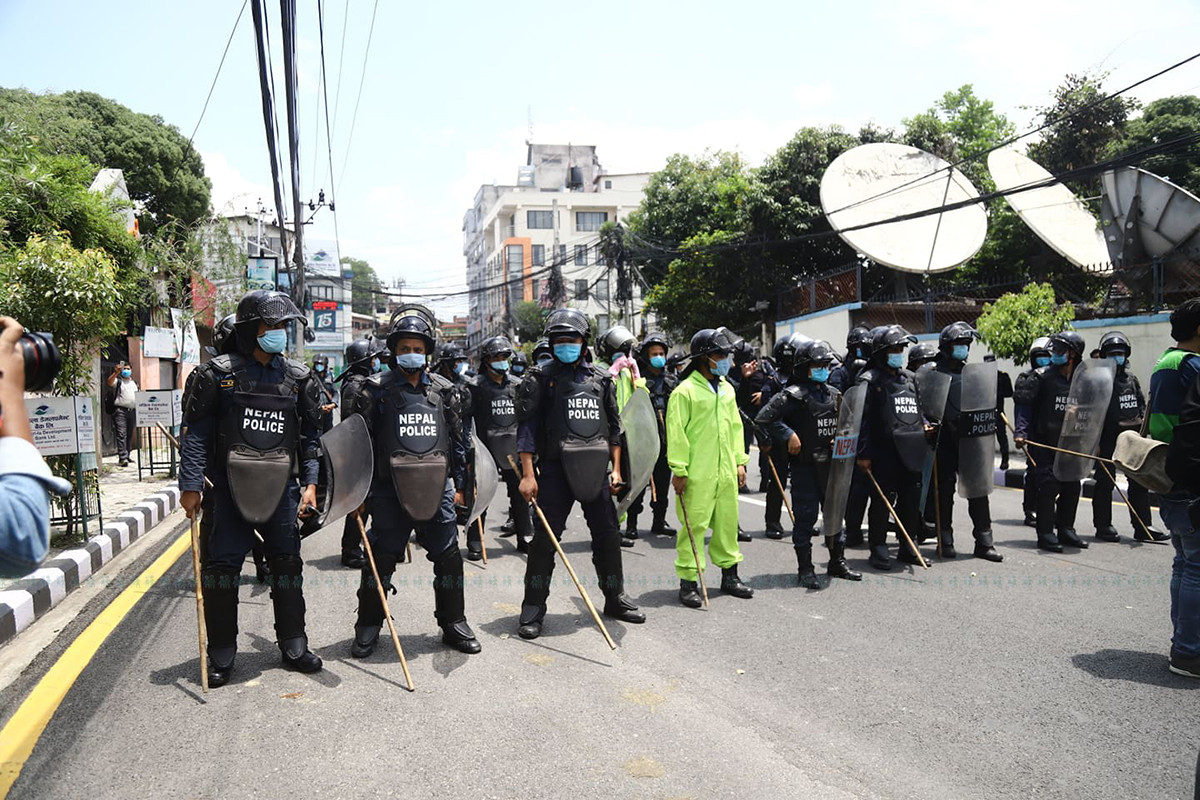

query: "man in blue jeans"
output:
1153 299 1200 678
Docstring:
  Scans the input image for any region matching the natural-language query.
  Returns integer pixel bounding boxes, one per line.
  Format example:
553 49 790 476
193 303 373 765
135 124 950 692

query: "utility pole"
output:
280 0 306 356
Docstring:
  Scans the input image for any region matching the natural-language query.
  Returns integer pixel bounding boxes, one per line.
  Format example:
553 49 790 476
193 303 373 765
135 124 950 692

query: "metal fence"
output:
776 249 1200 335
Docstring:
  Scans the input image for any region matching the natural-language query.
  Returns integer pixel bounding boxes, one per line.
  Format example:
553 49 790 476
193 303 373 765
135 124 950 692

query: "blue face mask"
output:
649 355 667 369
1034 355 1050 368
511 364 525 375
1111 354 1127 367
810 367 830 383
886 352 904 369
951 344 969 361
454 362 467 376
490 360 510 373
395 352 426 372
315 363 325 373
1051 353 1068 366
554 343 582 364
120 368 131 379
370 358 381 373
711 355 733 377
257 329 287 354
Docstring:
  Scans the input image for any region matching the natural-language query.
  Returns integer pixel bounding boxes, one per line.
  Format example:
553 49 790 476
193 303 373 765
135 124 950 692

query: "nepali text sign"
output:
26 397 97 456
143 326 178 359
135 391 176 427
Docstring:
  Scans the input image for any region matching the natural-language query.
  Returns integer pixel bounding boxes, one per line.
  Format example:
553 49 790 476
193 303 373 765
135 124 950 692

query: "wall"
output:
775 304 859 355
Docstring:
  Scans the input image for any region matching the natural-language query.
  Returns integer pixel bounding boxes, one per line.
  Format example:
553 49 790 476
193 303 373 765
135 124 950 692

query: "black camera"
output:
4 325 62 392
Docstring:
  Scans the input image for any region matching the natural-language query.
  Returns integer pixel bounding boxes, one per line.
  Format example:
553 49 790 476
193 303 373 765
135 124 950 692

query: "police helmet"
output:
689 328 735 358
233 290 306 354
1049 330 1085 359
386 304 437 352
1098 330 1131 357
532 338 553 365
907 342 939 371
1029 336 1052 361
544 308 589 340
480 335 514 362
846 325 872 358
596 325 637 362
938 321 980 353
870 324 917 358
796 340 836 374
510 351 529 374
208 313 237 357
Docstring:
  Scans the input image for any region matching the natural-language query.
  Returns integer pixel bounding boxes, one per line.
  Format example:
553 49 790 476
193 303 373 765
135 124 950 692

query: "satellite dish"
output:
987 149 1109 268
1100 167 1200 264
820 143 987 274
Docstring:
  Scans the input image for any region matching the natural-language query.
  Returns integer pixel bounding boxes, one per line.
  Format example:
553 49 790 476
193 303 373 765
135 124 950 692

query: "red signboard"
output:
312 301 338 311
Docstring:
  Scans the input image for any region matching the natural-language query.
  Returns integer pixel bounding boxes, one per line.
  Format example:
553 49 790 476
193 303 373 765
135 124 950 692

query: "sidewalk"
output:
0 451 181 646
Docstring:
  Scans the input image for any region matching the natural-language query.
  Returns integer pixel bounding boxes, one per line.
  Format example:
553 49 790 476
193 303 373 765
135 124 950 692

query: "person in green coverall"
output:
667 327 754 608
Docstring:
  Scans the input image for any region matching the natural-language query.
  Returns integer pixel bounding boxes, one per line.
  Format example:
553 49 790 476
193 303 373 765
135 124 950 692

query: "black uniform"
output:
831 357 871 545
858 365 929 567
996 370 1013 469
1093 365 1150 535
513 358 643 636
740 362 787 531
315 370 338 432
1014 365 1084 549
470 370 532 549
345 369 479 653
918 355 994 555
443 368 483 555
1014 367 1040 522
337 367 373 563
626 365 678 534
179 352 323 677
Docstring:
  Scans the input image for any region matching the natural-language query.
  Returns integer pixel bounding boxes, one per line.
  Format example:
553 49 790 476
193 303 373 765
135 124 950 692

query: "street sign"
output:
25 396 97 456
75 396 96 453
171 390 183 426
143 326 178 359
135 391 175 427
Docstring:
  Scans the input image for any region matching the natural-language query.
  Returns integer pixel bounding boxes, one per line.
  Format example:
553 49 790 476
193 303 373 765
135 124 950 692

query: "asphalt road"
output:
3 456 1198 800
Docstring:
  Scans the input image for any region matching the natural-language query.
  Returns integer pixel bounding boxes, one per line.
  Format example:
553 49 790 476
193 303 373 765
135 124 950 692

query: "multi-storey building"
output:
462 144 652 351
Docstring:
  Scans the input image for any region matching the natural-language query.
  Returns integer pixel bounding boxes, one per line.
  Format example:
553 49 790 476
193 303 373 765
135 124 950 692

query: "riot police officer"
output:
840 326 884 546
179 290 324 687
627 332 678 538
1016 336 1052 527
470 335 532 553
510 350 529 378
513 308 645 639
333 337 383 568
918 322 1003 562
757 339 862 587
344 306 481 656
830 325 871 392
311 354 338 432
532 338 553 369
1014 330 1091 552
857 325 931 570
1092 331 1163 542
435 341 482 559
741 336 788 536
907 342 938 373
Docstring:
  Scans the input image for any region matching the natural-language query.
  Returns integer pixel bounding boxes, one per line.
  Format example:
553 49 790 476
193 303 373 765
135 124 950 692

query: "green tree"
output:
0 88 211 232
513 300 546 343
1108 95 1200 194
974 283 1075 364
342 255 386 314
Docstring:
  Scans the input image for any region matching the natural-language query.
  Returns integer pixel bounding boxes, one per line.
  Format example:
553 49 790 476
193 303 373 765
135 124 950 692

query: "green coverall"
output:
666 368 748 580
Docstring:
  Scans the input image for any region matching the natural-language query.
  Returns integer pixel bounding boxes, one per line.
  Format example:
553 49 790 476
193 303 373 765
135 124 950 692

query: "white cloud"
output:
792 83 834 109
200 151 274 216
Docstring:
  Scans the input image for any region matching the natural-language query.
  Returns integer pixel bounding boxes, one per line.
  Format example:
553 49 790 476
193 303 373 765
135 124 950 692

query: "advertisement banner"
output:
246 256 278 291
143 326 179 359
135 391 175 427
75 396 96 453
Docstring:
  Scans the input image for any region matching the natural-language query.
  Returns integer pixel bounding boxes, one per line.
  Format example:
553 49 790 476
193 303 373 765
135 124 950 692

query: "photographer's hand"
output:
0 317 32 443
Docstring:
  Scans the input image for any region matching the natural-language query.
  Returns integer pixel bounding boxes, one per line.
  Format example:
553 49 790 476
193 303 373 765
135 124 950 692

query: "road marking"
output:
738 495 767 507
0 530 190 797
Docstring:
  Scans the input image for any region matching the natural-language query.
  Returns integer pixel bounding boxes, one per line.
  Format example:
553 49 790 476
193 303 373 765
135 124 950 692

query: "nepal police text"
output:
242 408 287 434
567 396 601 421
397 412 438 438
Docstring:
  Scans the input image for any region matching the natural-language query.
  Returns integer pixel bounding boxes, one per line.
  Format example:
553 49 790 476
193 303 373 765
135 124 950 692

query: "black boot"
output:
1058 527 1089 549
897 544 927 566
827 539 862 581
679 580 702 608
868 544 893 571
269 555 322 673
973 529 1003 562
341 548 365 569
594 534 646 623
737 526 751 542
202 567 240 687
939 528 957 559
1133 526 1170 543
500 514 516 536
433 547 481 654
351 551 396 658
650 512 676 536
844 528 864 548
764 520 785 540
518 534 556 639
1095 525 1120 543
795 545 821 589
624 513 640 540
720 564 754 598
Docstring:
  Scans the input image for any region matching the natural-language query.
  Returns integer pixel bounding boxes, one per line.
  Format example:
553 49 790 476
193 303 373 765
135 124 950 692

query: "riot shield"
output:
917 367 953 510
467 432 499 526
615 389 662 517
823 384 866 538
957 361 998 498
1054 361 1116 482
298 414 375 538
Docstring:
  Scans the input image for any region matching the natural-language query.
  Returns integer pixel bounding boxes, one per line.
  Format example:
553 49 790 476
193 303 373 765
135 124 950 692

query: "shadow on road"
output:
1072 649 1200 688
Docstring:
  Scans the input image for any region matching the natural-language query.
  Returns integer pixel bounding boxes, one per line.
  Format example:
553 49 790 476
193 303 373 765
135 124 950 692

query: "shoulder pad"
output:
589 364 610 381
285 359 311 381
857 367 882 385
184 363 221 420
209 354 236 374
783 384 806 401
428 372 455 392
365 372 389 390
1013 371 1039 404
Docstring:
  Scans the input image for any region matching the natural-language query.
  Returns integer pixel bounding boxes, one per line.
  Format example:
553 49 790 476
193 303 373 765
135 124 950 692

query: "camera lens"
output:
20 332 62 392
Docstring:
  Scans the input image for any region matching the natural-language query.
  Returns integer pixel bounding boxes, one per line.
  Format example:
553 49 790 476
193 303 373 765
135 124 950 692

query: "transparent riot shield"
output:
957 361 998 498
615 389 661 517
1054 361 1116 482
823 384 866 538
468 432 500 526
917 367 953 510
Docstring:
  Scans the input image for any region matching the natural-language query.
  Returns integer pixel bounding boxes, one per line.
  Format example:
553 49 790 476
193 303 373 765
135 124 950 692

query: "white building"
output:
462 144 652 351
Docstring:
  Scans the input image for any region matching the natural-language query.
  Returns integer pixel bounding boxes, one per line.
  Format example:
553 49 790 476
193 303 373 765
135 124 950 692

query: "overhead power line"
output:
336 0 380 194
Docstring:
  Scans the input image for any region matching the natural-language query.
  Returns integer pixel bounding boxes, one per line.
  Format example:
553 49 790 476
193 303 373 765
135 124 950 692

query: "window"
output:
595 276 609 303
574 279 589 301
532 279 541 302
576 211 608 232
310 284 334 300
596 314 609 332
604 180 612 189
595 248 606 266
531 244 545 266
575 245 588 266
506 244 524 277
527 210 553 229
558 244 567 263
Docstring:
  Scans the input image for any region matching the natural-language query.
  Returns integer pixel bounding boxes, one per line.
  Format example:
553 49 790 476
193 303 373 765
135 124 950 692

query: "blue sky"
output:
3 0 1199 315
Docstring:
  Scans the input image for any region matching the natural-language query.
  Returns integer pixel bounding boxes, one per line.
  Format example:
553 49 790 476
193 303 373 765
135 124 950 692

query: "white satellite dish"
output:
820 143 987 274
987 149 1109 268
1101 167 1200 263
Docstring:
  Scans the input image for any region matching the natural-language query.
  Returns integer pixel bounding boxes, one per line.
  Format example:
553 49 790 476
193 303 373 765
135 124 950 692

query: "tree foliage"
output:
974 283 1075 364
1108 95 1200 194
0 88 211 233
513 300 545 344
343 255 386 314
